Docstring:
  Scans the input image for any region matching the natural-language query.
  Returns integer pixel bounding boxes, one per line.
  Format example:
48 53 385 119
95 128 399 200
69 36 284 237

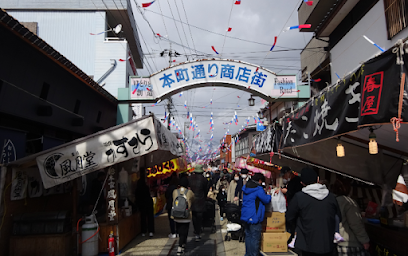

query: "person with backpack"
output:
165 172 179 239
171 176 195 255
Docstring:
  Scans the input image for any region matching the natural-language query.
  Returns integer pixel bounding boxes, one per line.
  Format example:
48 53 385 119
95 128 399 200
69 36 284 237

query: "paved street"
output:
121 205 296 256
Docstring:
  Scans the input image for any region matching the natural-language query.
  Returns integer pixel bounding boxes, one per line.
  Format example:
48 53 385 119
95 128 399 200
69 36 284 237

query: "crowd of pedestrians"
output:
138 164 370 256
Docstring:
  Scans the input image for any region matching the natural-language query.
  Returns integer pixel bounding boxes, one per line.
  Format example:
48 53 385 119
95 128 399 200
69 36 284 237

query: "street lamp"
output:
248 95 255 106
258 110 264 119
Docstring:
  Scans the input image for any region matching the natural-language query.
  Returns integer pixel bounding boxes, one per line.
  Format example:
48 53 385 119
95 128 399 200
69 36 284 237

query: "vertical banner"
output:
106 167 118 224
358 50 402 125
10 168 28 201
27 168 43 198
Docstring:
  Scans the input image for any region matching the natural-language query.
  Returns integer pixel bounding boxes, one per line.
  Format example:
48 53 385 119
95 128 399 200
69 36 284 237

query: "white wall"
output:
330 0 408 82
9 10 129 98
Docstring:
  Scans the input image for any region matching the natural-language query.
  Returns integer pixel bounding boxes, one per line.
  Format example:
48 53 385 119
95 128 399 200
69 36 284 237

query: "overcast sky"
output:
131 0 314 157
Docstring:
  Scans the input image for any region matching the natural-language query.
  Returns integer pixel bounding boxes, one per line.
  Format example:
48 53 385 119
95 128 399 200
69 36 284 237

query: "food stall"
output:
252 43 408 255
146 156 187 215
0 115 184 255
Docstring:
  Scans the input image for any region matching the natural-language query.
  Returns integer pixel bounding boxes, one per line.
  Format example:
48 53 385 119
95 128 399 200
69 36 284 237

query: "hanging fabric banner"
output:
282 49 403 148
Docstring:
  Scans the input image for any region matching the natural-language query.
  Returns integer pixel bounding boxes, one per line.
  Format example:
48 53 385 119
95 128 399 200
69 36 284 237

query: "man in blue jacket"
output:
241 173 271 256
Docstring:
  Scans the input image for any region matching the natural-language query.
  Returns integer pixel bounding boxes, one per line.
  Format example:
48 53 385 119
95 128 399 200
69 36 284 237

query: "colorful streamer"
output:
311 78 321 82
283 24 311 32
179 92 183 97
235 0 241 4
363 35 385 52
211 46 219 55
270 36 277 51
304 0 313 6
184 101 187 109
142 1 155 8
227 27 232 32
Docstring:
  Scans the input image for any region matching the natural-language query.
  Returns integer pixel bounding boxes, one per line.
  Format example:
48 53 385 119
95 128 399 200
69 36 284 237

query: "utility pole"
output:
167 98 172 131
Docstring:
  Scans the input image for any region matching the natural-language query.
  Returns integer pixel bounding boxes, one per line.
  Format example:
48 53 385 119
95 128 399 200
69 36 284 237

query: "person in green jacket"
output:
332 178 370 255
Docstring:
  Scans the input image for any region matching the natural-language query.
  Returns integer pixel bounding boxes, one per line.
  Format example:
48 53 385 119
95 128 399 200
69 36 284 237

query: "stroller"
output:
202 198 217 233
224 203 244 242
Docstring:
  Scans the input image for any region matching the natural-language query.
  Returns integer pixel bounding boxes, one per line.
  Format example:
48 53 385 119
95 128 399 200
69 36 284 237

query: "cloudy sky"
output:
131 0 314 157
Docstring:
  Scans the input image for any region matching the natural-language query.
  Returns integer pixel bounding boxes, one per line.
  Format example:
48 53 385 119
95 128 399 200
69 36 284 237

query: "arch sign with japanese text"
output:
129 59 309 102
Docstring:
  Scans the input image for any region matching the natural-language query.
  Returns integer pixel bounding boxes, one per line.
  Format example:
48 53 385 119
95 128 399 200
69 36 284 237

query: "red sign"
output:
361 71 383 116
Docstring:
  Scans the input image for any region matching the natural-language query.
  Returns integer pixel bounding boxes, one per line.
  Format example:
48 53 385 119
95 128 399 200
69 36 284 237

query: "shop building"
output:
297 0 408 93
1 0 144 98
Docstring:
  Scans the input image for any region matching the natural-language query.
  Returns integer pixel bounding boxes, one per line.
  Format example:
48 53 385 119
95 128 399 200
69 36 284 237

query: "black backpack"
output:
171 188 189 219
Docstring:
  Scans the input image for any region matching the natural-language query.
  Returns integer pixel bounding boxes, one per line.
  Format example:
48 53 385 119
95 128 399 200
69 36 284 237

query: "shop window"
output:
384 0 408 39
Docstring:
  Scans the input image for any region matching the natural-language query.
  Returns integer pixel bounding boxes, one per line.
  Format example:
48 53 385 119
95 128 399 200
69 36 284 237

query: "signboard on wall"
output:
129 77 154 100
36 117 159 189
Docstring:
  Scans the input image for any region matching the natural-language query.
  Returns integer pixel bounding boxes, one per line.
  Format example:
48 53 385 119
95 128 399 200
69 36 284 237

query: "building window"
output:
384 0 408 39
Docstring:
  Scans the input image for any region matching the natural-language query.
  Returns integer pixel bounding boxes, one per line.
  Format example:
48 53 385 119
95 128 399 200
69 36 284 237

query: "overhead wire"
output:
172 0 194 59
180 0 197 56
220 0 235 57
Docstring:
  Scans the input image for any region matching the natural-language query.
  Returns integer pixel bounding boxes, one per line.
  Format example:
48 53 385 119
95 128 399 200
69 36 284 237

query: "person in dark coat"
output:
286 167 342 256
235 168 250 206
188 164 208 241
217 185 228 220
165 172 179 238
211 169 220 187
135 177 154 237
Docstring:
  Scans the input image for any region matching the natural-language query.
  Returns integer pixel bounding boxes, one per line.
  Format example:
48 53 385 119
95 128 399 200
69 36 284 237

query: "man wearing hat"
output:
286 167 341 256
188 164 209 241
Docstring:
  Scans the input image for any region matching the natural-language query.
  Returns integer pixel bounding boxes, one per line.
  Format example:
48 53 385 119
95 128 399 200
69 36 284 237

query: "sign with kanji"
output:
149 59 301 100
106 167 118 223
281 49 403 148
129 77 154 100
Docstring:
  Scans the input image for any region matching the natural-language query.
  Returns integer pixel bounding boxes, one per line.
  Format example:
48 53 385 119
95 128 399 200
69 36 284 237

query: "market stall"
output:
0 115 184 256
252 40 408 255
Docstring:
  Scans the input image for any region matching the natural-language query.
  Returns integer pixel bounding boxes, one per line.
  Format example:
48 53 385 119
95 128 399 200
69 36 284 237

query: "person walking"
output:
135 177 154 237
217 185 228 221
241 173 271 256
332 178 370 255
188 164 209 241
286 167 342 256
171 176 195 255
165 172 179 239
227 172 240 206
236 168 250 206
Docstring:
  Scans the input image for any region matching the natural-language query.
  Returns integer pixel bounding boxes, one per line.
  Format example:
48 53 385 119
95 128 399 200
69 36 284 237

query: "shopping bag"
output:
271 190 286 213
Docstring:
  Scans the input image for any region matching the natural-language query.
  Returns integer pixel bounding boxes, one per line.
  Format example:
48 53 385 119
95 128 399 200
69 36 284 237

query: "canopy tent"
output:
2 115 184 189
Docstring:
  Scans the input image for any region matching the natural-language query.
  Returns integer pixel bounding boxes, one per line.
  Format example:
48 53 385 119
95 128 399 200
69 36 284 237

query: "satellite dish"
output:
114 24 122 34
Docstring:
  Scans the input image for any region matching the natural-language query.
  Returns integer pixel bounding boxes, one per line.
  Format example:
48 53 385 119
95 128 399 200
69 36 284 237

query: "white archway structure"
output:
127 59 309 103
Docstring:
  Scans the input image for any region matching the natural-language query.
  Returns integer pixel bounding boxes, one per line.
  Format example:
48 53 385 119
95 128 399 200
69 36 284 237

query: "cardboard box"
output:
262 212 285 232
261 232 291 253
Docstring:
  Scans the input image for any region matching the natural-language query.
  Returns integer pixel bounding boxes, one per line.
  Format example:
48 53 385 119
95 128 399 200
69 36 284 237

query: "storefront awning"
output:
4 115 184 189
